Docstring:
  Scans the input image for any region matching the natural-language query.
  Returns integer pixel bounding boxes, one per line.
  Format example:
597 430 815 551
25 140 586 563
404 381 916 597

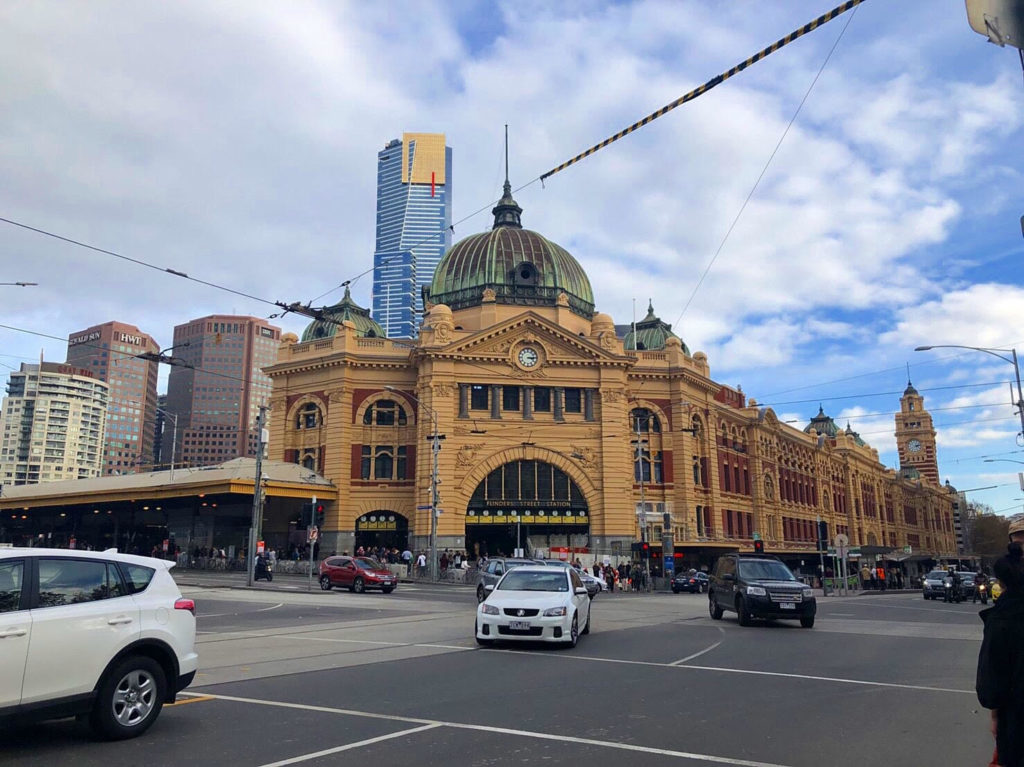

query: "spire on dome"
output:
492 124 523 229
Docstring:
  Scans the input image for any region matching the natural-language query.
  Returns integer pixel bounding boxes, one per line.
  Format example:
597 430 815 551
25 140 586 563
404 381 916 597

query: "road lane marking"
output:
200 602 285 618
256 724 442 766
199 694 796 766
670 641 722 665
167 694 214 706
479 647 972 694
256 602 285 612
264 633 474 652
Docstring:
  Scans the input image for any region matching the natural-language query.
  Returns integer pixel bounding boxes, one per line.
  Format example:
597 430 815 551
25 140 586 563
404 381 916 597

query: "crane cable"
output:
540 0 866 182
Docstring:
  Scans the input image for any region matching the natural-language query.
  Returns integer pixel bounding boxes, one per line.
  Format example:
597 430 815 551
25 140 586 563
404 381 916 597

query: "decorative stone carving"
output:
601 388 625 403
456 444 484 469
764 474 775 501
482 288 497 302
599 332 617 351
432 383 457 398
556 291 570 307
434 321 453 343
570 445 597 472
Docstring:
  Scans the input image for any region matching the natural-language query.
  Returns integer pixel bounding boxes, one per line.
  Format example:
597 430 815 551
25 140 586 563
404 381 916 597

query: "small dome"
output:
301 287 384 342
903 379 919 396
623 300 689 353
804 405 839 438
427 182 594 318
280 332 299 344
845 421 866 447
428 303 452 318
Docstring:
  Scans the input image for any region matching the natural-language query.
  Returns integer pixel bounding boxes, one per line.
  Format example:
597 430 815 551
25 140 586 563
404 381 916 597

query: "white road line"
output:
256 724 442 766
265 634 472 652
256 602 285 612
671 641 722 665
481 647 972 694
200 694 796 767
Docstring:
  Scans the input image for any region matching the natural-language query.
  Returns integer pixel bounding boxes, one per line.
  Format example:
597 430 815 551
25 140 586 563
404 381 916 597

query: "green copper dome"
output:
804 405 839 438
426 181 595 318
301 287 384 342
623 300 689 353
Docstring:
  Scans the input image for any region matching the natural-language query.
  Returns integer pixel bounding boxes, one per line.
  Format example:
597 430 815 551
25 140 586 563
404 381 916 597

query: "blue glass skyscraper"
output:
371 133 452 338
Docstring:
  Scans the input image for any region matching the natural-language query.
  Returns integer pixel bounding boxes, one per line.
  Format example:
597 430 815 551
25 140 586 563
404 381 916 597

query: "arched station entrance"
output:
355 511 409 552
466 459 589 560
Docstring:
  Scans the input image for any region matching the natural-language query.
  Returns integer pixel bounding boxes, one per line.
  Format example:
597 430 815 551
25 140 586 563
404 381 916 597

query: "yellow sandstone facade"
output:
265 182 957 571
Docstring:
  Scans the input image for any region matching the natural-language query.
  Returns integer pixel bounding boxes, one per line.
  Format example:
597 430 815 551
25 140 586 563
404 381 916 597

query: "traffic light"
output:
630 542 651 559
314 503 325 529
816 520 828 552
299 501 313 528
753 539 765 554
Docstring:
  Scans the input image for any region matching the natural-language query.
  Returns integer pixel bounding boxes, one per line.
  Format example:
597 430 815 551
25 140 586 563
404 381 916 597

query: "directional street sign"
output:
834 533 849 559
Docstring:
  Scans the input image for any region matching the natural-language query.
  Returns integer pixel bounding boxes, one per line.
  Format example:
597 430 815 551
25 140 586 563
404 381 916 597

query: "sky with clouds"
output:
2 0 1022 517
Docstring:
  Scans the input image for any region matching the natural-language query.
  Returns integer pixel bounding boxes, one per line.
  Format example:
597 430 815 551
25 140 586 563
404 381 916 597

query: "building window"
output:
502 386 520 411
470 385 489 410
296 403 322 429
630 408 661 433
363 400 407 426
361 445 408 480
634 449 663 483
563 388 582 413
534 387 552 412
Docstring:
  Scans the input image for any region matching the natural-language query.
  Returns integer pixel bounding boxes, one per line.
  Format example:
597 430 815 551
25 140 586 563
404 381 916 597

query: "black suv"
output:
708 554 816 628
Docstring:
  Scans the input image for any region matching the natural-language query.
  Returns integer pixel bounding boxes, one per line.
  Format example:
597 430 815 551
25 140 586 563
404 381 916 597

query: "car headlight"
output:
543 606 567 617
802 589 814 599
746 586 767 597
481 604 500 615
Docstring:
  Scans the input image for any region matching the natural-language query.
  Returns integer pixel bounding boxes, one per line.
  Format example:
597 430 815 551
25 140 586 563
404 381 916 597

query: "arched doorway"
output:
466 460 589 560
355 511 409 552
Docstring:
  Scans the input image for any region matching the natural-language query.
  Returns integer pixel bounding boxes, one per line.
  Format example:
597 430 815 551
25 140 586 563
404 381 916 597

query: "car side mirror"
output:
484 584 495 592
574 587 588 595
723 573 735 582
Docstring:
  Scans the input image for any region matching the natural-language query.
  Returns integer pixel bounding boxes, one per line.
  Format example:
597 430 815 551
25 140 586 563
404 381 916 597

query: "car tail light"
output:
174 598 196 615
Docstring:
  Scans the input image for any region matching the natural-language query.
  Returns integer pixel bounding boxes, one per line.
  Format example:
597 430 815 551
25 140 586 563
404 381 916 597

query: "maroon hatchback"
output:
319 556 398 594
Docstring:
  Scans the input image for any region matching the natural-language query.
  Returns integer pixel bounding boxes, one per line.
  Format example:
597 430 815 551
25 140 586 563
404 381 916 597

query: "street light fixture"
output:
915 344 1024 446
385 386 443 580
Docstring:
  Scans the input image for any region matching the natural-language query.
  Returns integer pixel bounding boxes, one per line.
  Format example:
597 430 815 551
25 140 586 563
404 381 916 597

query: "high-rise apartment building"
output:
65 321 160 474
371 132 452 338
0 362 109 485
164 315 280 468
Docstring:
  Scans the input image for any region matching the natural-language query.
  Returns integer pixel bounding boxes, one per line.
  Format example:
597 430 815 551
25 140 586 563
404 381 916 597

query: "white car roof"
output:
0 547 175 570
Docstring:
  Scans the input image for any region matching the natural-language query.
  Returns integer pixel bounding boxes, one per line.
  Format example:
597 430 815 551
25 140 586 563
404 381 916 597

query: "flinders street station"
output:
266 181 959 570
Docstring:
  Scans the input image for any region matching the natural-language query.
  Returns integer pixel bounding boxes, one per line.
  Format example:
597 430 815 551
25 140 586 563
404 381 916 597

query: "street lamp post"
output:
915 344 1024 446
385 386 443 580
157 408 178 482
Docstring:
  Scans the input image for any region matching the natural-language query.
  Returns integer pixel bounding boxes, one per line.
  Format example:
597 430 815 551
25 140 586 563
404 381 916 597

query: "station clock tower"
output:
895 380 939 485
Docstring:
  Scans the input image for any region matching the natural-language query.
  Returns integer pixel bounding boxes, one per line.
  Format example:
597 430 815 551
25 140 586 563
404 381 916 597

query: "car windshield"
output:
498 571 569 592
737 560 797 582
355 558 386 570
926 571 946 580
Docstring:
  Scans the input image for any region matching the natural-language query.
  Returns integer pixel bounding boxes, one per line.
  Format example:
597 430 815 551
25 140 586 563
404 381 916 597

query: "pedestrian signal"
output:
753 540 765 554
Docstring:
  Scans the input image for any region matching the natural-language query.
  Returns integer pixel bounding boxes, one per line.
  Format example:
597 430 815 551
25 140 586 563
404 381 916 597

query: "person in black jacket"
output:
976 542 1024 766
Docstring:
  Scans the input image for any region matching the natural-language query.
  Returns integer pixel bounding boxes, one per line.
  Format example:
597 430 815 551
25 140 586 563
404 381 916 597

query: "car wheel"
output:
353 577 365 594
474 620 493 646
582 608 591 635
709 595 724 620
90 656 166 740
382 586 394 594
320 575 332 591
566 614 579 648
800 615 815 629
476 585 486 603
736 596 753 627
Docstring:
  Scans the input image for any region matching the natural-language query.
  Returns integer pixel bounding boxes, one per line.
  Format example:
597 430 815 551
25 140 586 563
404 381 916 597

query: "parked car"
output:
471 558 539 602
708 553 816 628
475 565 591 647
672 571 708 593
534 560 601 599
319 556 397 593
0 547 198 739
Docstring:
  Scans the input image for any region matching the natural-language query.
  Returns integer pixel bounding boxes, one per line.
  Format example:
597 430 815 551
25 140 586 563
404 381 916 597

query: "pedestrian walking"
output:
976 542 1024 766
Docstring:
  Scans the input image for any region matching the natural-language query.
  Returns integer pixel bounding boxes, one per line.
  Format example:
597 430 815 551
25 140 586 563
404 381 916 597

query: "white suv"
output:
0 548 198 739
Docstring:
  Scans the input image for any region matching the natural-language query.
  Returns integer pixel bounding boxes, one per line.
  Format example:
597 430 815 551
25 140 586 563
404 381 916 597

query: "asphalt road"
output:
3 587 995 766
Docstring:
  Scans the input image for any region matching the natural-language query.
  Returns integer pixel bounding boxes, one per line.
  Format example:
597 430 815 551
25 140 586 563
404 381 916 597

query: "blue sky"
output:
1 0 1022 517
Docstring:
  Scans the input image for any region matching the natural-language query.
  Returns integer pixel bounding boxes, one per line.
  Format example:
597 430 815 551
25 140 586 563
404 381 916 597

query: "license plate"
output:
780 602 795 610
509 621 531 630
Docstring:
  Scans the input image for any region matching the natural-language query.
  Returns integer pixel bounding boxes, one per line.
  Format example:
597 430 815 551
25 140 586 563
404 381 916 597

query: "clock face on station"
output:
907 438 922 453
517 347 539 368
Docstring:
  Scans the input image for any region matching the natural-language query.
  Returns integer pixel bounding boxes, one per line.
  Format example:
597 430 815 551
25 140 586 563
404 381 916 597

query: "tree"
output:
969 503 1010 564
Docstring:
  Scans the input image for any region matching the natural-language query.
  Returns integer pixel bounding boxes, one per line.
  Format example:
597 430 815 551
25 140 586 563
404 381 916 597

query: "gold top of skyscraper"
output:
401 132 447 185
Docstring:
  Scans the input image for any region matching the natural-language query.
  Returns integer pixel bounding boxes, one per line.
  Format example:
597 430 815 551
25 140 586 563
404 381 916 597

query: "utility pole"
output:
429 421 442 581
632 415 650 592
247 405 267 587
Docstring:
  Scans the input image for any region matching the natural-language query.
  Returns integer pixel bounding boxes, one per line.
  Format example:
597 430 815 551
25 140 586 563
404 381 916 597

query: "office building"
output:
65 321 160 474
371 132 452 338
164 315 280 468
0 362 109 485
